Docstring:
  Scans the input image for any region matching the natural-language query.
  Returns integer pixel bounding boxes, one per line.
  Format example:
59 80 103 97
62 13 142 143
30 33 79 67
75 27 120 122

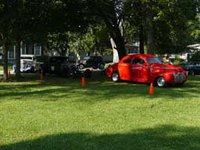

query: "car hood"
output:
150 63 184 72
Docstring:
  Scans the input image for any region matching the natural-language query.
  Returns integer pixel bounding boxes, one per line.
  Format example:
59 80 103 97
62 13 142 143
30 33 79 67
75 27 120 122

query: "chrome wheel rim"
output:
112 73 119 82
157 77 165 87
79 65 84 69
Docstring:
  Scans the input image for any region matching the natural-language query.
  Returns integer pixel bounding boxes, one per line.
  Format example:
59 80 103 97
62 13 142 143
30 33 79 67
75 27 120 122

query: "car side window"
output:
132 58 145 65
123 58 132 64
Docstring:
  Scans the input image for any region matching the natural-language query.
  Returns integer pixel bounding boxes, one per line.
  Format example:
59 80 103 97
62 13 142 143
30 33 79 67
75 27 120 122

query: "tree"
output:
190 0 200 43
88 0 126 60
154 0 197 54
125 0 147 54
0 1 14 81
47 33 69 56
67 24 109 57
0 0 90 81
0 0 51 80
126 0 198 54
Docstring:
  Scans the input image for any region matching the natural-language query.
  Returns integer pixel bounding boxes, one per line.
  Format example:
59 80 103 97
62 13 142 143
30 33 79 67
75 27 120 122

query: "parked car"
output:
105 54 188 87
78 56 104 69
42 56 81 77
47 56 69 74
179 61 200 75
13 54 42 73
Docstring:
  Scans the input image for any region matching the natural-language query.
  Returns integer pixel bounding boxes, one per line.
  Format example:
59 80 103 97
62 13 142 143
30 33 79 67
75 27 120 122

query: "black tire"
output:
99 63 105 70
156 77 166 87
111 72 120 82
30 66 35 73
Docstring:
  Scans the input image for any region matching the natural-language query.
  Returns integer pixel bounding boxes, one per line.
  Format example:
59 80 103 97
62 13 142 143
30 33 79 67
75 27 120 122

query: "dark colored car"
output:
48 56 69 74
78 56 104 69
41 56 79 77
179 61 200 75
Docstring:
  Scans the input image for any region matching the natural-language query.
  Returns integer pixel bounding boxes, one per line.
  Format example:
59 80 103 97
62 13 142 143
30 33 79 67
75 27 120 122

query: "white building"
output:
0 43 42 63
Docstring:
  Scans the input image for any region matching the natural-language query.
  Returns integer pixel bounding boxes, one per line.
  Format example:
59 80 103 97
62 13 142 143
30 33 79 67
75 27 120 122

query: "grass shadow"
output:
1 125 200 150
0 74 199 101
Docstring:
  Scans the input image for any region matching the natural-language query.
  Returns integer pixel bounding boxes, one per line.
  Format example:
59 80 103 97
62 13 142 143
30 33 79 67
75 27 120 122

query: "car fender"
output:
105 63 118 77
150 71 174 83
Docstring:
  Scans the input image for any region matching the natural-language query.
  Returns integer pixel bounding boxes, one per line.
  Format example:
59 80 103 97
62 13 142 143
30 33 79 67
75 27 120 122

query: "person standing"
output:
163 53 173 65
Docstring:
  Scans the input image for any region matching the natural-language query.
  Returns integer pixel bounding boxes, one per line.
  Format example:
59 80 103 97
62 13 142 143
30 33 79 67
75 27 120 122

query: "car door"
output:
139 63 150 83
131 58 147 82
118 57 132 81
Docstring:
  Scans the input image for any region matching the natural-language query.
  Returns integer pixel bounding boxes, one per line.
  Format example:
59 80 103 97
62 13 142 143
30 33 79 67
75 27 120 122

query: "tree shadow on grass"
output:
187 75 200 82
1 125 200 150
0 75 199 101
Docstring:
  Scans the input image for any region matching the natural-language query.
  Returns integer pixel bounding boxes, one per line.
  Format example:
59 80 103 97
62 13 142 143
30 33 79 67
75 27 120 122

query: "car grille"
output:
173 73 185 83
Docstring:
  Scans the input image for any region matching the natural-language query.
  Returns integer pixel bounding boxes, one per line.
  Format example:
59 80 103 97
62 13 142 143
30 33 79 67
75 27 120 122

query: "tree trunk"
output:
110 38 119 63
74 50 81 62
146 6 154 54
15 39 21 80
110 28 126 60
3 40 9 81
139 24 144 54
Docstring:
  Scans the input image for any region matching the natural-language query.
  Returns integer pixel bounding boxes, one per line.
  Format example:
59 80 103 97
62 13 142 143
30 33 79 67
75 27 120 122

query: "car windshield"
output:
147 57 162 64
50 57 68 63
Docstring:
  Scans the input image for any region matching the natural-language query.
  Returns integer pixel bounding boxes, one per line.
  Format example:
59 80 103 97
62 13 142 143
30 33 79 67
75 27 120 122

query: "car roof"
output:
124 54 154 60
128 54 154 58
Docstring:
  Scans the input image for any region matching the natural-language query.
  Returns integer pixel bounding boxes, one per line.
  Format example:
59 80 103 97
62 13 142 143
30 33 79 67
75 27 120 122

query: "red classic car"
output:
106 54 188 87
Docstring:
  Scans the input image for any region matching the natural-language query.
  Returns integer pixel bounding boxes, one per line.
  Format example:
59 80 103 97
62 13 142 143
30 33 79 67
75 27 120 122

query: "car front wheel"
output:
156 77 166 87
112 72 120 82
99 63 105 70
78 64 85 69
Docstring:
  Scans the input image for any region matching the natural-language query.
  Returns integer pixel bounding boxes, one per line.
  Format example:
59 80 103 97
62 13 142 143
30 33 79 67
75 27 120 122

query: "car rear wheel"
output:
156 77 166 87
112 72 120 82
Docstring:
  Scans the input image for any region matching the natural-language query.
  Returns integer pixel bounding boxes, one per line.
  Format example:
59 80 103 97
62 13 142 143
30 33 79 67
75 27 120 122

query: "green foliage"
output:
0 0 91 45
68 24 110 54
154 0 197 53
67 27 96 53
190 14 200 42
123 21 139 43
0 0 198 57
87 0 126 58
47 33 69 56
125 0 198 54
190 51 200 61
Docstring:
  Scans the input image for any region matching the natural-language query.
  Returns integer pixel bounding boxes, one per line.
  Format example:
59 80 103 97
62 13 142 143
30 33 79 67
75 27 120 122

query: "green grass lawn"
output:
0 74 200 150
